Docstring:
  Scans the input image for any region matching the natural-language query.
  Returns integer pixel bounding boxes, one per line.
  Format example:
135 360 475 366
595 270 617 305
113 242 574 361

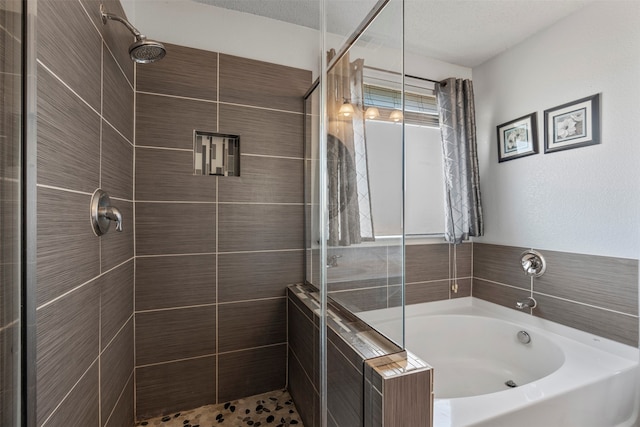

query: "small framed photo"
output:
496 112 538 162
544 94 600 153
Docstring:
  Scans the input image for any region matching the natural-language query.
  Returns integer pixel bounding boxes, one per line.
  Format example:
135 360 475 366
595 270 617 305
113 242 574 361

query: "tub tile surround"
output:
473 243 639 347
134 42 311 419
35 0 135 425
287 284 433 427
329 240 638 348
327 242 472 313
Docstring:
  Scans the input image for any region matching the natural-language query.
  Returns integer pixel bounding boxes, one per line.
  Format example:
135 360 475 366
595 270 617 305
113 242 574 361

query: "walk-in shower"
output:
100 4 166 63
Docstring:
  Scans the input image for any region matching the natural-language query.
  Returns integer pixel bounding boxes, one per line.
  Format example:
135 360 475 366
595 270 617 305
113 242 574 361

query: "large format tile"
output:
100 200 133 272
326 246 389 291
36 187 100 306
288 298 317 388
218 104 304 158
36 281 100 424
101 121 133 200
136 356 216 420
137 43 217 100
406 243 450 283
327 337 363 427
217 251 303 302
218 344 286 402
135 305 215 366
0 12 21 75
288 349 319 427
100 260 134 350
382 369 431 426
103 43 134 141
0 324 19 427
135 147 216 202
100 319 134 426
37 0 101 111
534 250 638 315
135 255 215 311
218 155 303 204
473 278 530 312
405 280 450 305
135 202 215 256
37 65 100 193
329 286 388 313
42 362 100 427
217 204 303 252
473 243 530 289
451 277 472 298
219 54 310 113
533 293 639 347
136 93 216 150
104 376 134 427
451 242 472 278
218 298 286 353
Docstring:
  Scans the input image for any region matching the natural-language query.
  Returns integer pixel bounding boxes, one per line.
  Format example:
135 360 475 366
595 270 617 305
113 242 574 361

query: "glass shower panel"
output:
325 0 405 347
324 0 381 56
304 84 321 287
0 0 22 425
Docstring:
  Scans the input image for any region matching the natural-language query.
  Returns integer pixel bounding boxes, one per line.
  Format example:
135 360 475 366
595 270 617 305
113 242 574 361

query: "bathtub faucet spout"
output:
516 297 537 310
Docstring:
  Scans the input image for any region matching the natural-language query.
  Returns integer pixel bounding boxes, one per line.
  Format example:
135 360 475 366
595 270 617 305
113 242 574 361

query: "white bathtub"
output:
359 297 640 427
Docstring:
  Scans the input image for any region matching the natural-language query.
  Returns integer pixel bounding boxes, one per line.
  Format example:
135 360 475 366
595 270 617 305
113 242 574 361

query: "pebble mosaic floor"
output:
137 389 304 427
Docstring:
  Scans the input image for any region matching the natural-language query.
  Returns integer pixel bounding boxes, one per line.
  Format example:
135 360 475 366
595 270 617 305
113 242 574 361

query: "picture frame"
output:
496 112 538 162
544 94 600 153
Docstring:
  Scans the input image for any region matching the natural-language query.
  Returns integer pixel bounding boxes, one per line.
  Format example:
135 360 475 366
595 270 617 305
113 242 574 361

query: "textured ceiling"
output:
191 0 592 67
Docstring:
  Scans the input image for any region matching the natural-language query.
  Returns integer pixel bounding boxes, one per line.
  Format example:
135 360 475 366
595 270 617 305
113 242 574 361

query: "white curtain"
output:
436 78 484 244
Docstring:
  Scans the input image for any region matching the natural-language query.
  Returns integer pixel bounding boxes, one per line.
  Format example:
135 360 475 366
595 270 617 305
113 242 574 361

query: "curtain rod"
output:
364 65 442 85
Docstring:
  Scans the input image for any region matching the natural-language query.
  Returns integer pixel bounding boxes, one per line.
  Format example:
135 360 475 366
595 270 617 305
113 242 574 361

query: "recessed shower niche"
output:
194 131 240 176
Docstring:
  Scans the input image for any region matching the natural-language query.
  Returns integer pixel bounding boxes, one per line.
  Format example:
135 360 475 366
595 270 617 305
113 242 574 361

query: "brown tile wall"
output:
288 286 433 427
0 3 22 426
328 242 472 312
35 1 135 426
134 43 311 419
473 243 639 347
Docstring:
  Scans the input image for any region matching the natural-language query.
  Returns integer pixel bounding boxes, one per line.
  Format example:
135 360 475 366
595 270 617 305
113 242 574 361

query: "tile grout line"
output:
99 39 104 425
476 277 639 318
133 58 138 423
36 257 134 312
103 370 135 427
134 144 303 160
532 291 640 318
135 248 304 258
135 200 304 206
135 342 287 370
37 59 101 117
40 357 100 427
136 90 304 115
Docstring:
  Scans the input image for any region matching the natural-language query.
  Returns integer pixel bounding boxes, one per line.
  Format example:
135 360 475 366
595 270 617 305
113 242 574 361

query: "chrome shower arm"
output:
100 4 144 40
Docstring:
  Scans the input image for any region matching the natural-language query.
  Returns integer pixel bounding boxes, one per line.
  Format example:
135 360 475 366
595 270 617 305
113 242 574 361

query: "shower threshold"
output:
136 389 303 427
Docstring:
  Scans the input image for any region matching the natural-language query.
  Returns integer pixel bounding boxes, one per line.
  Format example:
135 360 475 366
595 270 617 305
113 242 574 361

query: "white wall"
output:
473 1 640 259
122 0 319 72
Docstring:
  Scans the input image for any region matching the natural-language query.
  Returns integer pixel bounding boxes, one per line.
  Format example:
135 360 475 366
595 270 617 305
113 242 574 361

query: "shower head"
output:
129 39 166 64
100 4 166 64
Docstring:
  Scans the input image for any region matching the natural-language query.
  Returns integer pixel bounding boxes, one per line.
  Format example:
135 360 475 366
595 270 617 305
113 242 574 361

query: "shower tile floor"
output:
137 389 303 427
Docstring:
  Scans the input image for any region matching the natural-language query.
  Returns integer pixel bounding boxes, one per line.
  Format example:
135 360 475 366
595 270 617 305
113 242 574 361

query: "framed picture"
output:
544 94 600 153
496 112 538 162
